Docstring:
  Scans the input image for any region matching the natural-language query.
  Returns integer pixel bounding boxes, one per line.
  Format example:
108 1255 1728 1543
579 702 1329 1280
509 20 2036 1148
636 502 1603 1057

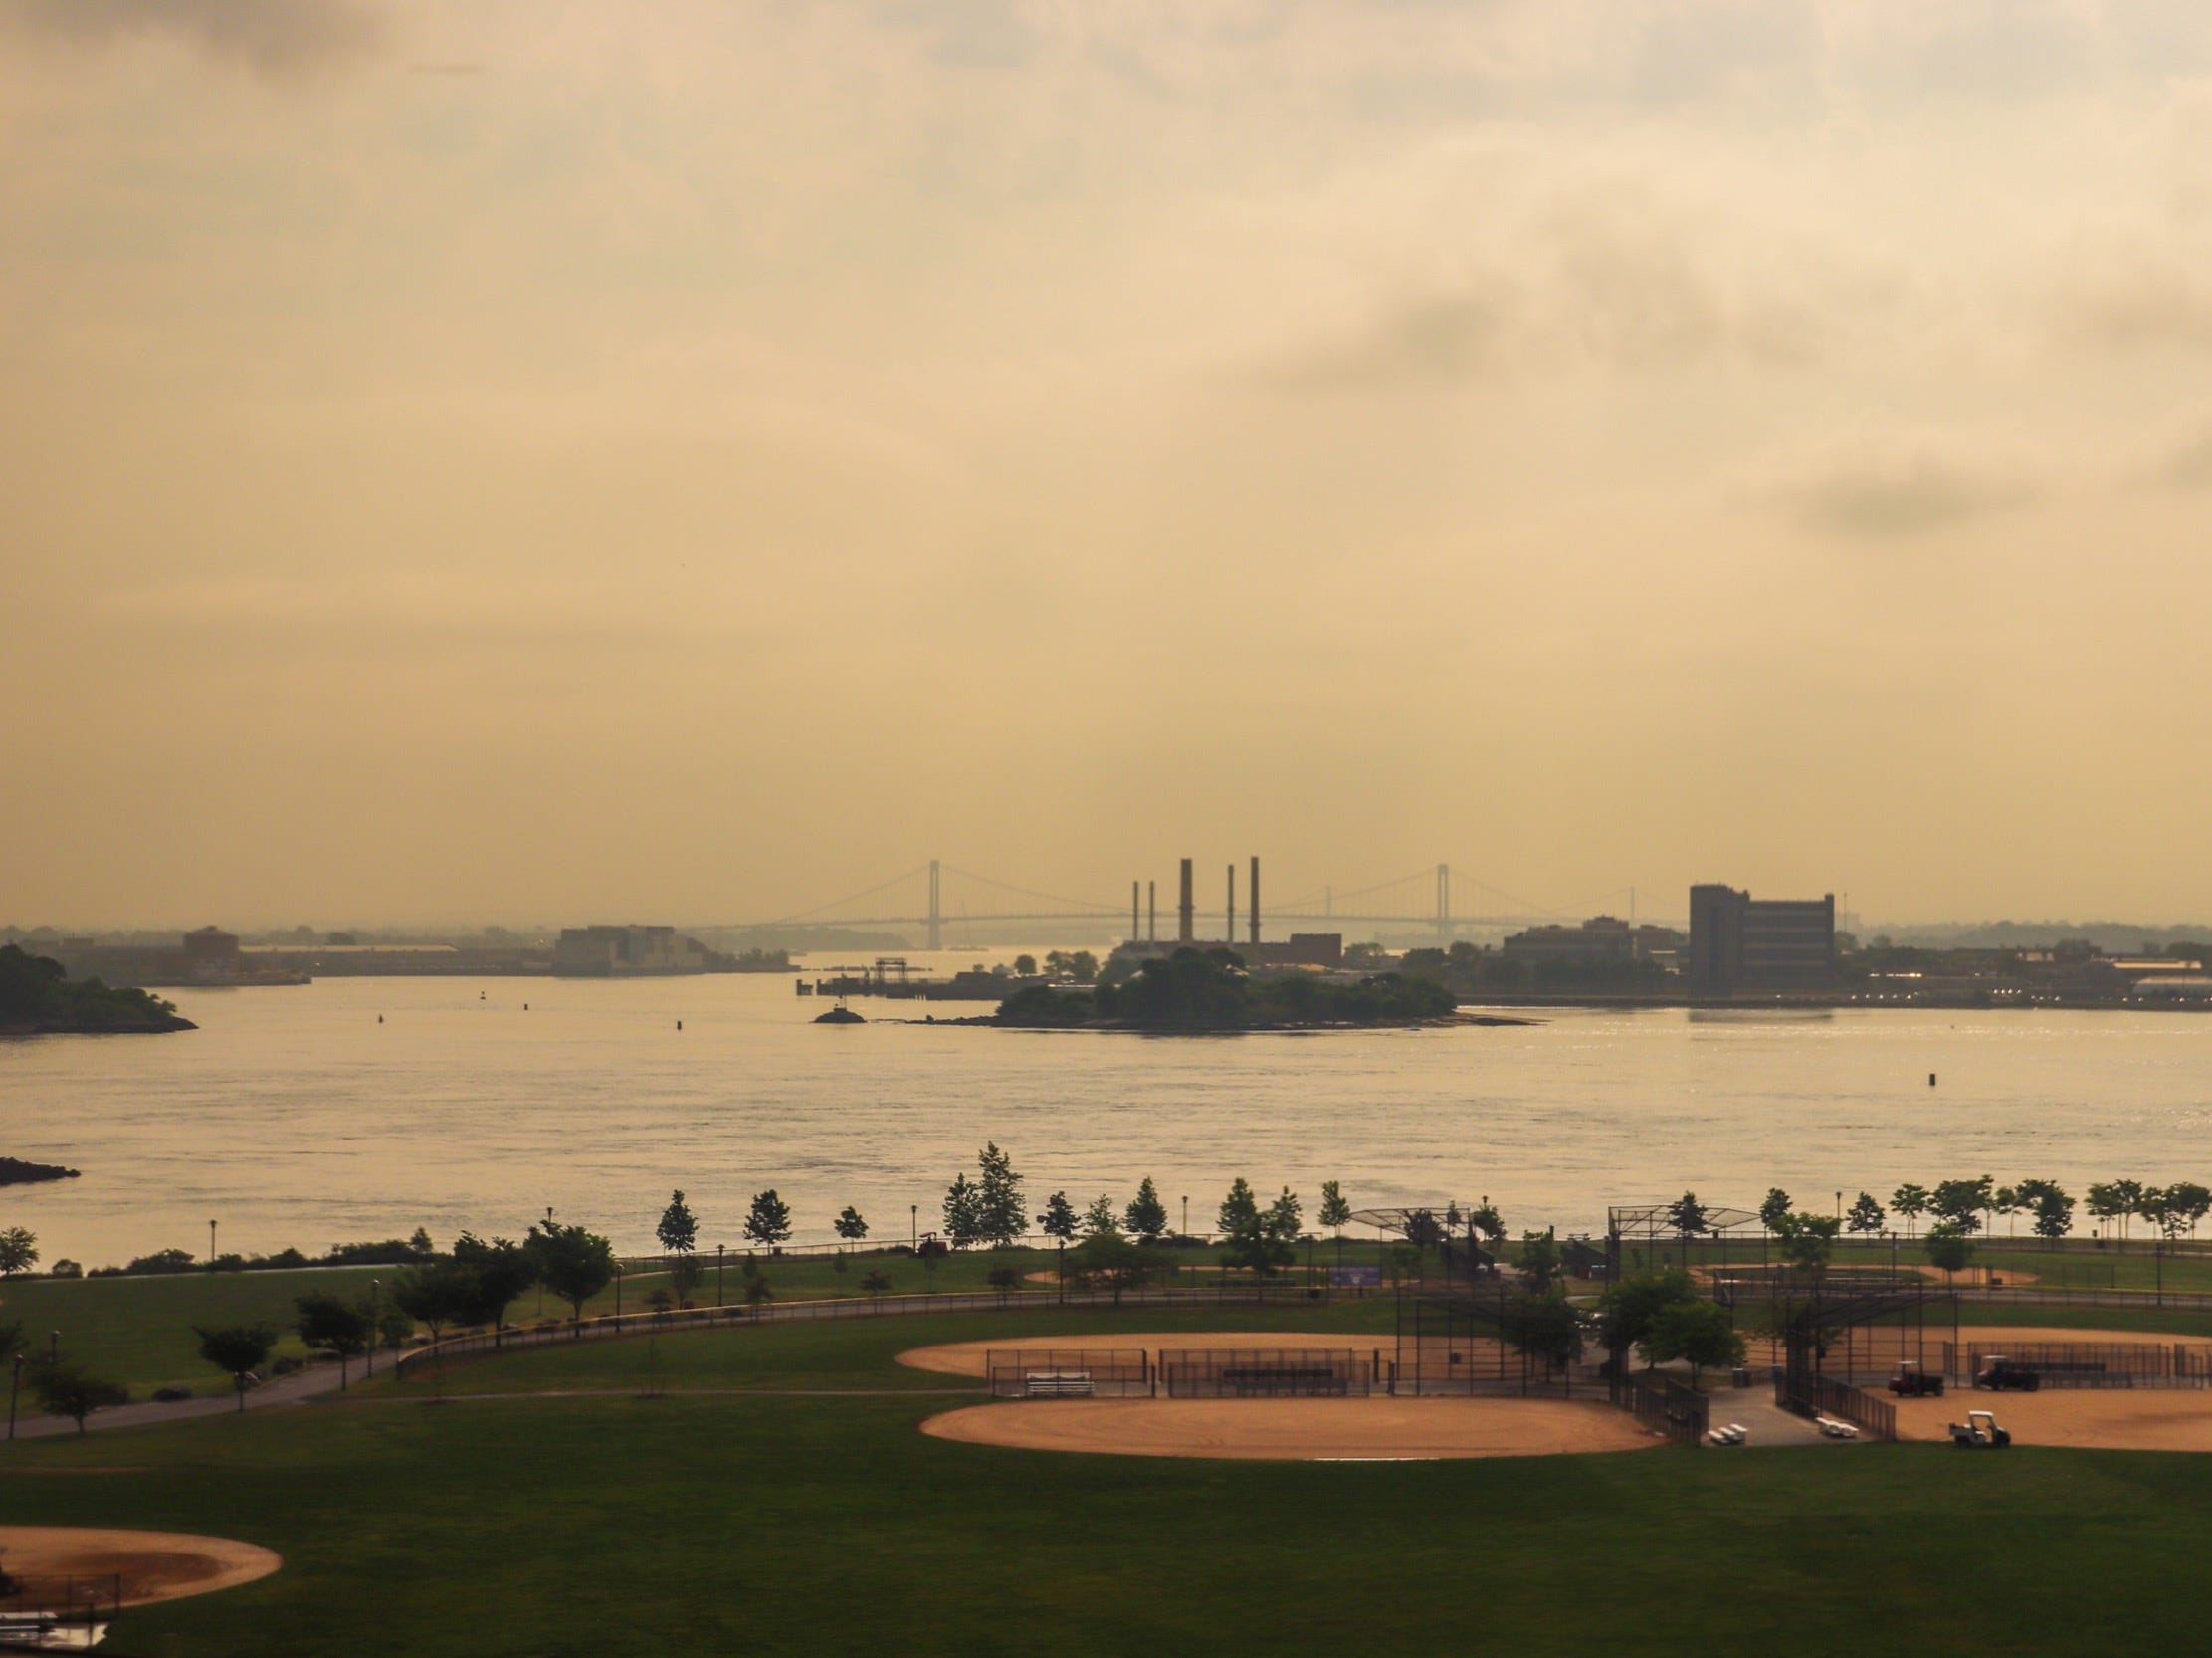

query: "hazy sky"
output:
9 0 2212 930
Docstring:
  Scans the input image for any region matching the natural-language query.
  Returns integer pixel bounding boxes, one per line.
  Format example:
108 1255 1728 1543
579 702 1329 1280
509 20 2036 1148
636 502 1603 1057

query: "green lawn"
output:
9 1300 2212 1654
0 1267 389 1395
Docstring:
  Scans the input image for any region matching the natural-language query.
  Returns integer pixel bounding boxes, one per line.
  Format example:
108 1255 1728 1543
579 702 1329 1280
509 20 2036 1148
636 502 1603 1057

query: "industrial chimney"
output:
1250 856 1261 946
1177 859 1194 943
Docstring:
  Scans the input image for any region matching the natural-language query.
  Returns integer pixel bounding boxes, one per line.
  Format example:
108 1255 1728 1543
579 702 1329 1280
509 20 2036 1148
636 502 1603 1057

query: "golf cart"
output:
1948 1409 2012 1448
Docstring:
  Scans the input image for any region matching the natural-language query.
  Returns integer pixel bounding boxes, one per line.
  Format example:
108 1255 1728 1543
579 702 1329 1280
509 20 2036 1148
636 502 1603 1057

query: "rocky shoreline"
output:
0 1156 83 1186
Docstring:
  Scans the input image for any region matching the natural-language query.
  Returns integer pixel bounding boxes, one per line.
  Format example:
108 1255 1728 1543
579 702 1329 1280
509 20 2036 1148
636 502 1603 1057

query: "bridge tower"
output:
927 860 941 951
1436 863 1451 946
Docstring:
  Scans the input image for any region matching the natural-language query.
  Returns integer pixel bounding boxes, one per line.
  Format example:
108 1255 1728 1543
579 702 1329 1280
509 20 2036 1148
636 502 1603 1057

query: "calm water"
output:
6 960 2212 1267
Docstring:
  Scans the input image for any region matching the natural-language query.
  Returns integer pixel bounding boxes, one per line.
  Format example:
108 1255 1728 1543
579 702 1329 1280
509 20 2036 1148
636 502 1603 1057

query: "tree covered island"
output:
991 945 1460 1031
0 943 194 1034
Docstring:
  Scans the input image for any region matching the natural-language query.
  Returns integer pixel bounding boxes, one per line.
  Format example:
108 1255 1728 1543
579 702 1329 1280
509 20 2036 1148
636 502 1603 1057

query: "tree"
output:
1992 1185 2021 1238
1891 1183 1930 1237
531 1220 616 1325
975 1143 1025 1247
986 1264 1022 1299
1845 1192 1886 1234
1013 953 1038 976
294 1292 373 1389
1221 1188 1301 1278
2086 1181 2127 1247
2164 1181 2212 1238
2031 1184 2077 1240
30 1359 125 1435
1067 1232 1162 1305
1929 1178 1989 1235
1599 1270 1700 1360
1757 1188 1793 1232
1123 1176 1169 1242
941 1174 984 1248
195 1325 276 1412
1317 1180 1352 1237
834 1205 869 1245
656 1191 699 1259
1924 1222 1974 1283
0 1226 37 1278
1518 1230 1560 1294
1643 1301 1744 1385
392 1258 474 1342
745 1189 794 1249
1217 1178 1259 1237
859 1269 892 1296
1502 1295 1584 1375
1666 1192 1709 1241
1772 1212 1841 1275
1468 1203 1506 1247
1080 1194 1120 1238
1402 1208 1444 1251
452 1233 537 1336
1037 1191 1079 1241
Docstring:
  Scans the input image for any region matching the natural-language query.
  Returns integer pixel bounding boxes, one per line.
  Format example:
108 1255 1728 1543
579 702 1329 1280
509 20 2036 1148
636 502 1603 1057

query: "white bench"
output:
1024 1372 1095 1398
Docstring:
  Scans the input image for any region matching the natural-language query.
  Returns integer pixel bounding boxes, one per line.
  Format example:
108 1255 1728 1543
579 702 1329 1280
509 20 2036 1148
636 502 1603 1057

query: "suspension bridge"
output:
719 861 1661 949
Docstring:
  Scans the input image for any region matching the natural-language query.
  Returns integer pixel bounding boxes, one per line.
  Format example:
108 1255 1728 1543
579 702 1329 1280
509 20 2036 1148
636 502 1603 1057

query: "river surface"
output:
6 959 2212 1266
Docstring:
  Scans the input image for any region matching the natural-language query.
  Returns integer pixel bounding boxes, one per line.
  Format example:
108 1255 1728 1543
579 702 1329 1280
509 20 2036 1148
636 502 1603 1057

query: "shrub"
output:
48 1259 82 1279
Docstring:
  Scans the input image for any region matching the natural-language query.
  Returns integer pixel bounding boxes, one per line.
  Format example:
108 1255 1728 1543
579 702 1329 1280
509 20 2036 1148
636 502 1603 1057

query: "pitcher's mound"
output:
921 1396 1659 1461
0 1526 282 1606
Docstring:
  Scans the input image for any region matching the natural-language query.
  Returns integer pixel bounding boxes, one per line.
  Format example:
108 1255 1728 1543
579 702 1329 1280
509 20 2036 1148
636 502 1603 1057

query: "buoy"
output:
377 1015 384 1024
1929 1073 1936 1087
523 1002 529 1011
677 1019 683 1030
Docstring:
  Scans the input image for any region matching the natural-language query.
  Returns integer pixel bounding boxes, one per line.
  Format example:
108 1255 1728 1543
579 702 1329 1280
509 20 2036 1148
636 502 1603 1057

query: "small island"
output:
0 1155 81 1186
989 945 1462 1031
0 943 195 1035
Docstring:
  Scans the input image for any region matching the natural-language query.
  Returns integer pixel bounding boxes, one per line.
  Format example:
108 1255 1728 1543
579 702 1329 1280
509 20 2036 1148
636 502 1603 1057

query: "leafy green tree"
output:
1924 1222 1974 1282
1384 1244 1421 1287
531 1220 616 1325
1643 1301 1744 1385
656 1190 699 1258
986 1264 1021 1298
30 1359 126 1434
452 1233 538 1335
2031 1185 2076 1240
2086 1181 2127 1247
1929 1178 1989 1235
0 1226 37 1278
745 1189 794 1249
1067 1231 1162 1305
1598 1270 1700 1359
1845 1192 1886 1234
1217 1177 1259 1236
1317 1180 1351 1237
1080 1194 1120 1237
1221 1188 1301 1278
1891 1183 1931 1237
1772 1212 1841 1274
1757 1188 1793 1231
834 1205 869 1244
1666 1192 1709 1241
1037 1191 1079 1241
391 1258 474 1342
195 1324 276 1412
1123 1176 1169 1242
1992 1185 2021 1237
941 1174 983 1248
1402 1208 1444 1251
377 1306 414 1352
1013 954 1038 976
975 1143 1025 1247
2164 1181 2212 1238
1502 1294 1584 1374
1468 1203 1506 1246
1518 1230 1561 1294
294 1292 372 1388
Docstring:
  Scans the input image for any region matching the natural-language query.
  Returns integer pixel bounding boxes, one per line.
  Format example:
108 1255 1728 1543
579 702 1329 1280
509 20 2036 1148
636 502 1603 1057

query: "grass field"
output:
11 1297 2212 1654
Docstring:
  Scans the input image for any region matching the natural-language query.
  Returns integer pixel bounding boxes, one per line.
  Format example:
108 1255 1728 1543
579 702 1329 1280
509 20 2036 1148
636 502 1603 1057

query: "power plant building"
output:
1687 886 1835 994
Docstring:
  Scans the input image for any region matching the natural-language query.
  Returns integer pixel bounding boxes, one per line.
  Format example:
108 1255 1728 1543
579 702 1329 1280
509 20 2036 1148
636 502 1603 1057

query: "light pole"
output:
716 1243 725 1309
209 1218 217 1268
1182 1196 1189 1239
366 1279 380 1378
613 1263 624 1328
910 1205 917 1251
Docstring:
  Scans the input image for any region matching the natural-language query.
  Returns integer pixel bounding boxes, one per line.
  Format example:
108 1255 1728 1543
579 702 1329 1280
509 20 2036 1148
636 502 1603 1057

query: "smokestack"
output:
1178 860 1194 943
1148 881 1156 942
1227 863 1236 947
1250 856 1260 946
1131 881 1139 943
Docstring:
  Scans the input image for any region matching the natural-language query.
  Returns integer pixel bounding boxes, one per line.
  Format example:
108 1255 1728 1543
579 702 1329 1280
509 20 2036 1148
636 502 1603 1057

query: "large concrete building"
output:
1502 916 1683 963
551 925 717 976
1687 886 1835 994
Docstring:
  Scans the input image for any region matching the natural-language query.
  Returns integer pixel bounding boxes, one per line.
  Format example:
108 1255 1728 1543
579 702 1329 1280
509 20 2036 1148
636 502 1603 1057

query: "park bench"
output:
1023 1372 1094 1398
